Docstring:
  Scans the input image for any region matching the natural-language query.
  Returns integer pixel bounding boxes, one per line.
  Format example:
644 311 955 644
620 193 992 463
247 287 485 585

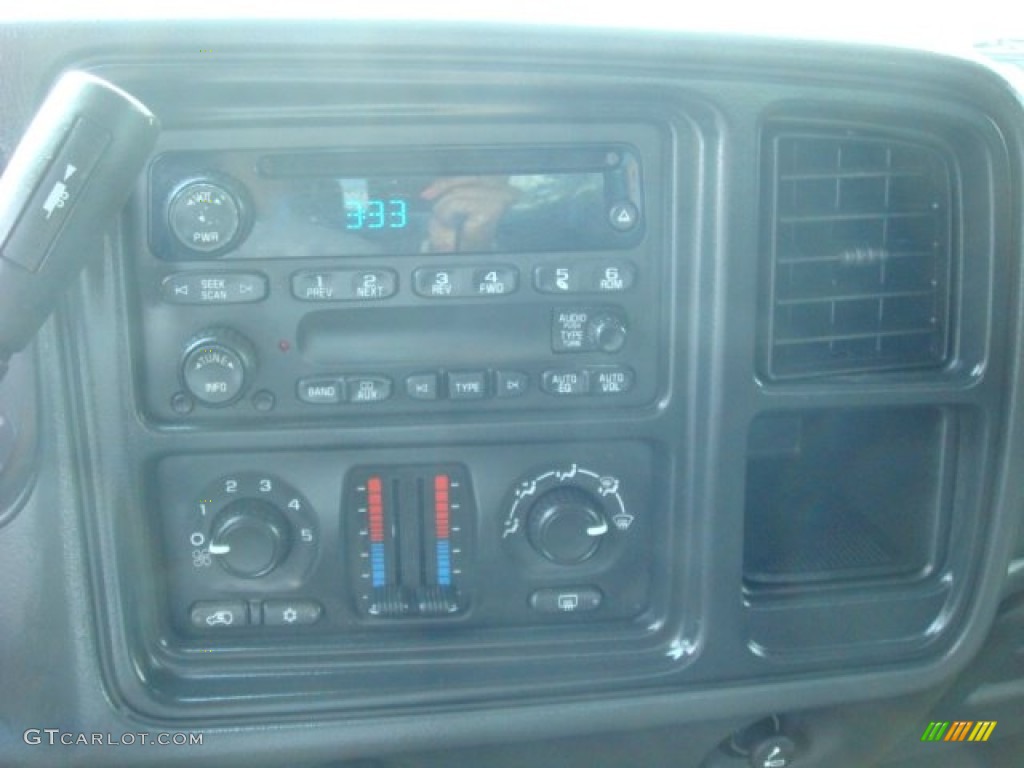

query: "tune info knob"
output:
209 499 292 578
181 328 256 406
527 487 608 565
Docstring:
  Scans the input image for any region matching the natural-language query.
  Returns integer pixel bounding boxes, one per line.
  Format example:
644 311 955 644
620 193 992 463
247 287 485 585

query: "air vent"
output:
764 129 954 379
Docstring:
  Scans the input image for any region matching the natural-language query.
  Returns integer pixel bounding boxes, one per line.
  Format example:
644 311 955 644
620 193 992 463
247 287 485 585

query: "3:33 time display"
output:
344 199 408 230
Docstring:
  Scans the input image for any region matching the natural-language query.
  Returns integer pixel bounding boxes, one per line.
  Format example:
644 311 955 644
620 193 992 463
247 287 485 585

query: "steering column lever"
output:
0 70 159 377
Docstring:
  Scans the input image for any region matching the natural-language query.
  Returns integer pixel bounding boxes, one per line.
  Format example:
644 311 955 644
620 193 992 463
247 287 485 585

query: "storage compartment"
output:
743 407 953 588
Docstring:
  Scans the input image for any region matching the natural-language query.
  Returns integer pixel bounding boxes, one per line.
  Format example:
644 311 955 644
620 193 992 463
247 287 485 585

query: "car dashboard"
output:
1 18 1024 768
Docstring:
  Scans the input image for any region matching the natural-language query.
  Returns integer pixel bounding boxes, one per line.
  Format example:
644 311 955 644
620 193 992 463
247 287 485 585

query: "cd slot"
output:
257 145 629 178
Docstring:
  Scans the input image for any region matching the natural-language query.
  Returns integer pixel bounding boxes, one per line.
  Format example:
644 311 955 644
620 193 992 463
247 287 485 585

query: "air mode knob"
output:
180 327 256 406
527 487 608 565
208 498 292 578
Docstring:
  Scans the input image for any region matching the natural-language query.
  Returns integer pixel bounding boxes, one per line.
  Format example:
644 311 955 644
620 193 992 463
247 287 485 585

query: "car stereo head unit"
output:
133 125 667 425
149 145 645 261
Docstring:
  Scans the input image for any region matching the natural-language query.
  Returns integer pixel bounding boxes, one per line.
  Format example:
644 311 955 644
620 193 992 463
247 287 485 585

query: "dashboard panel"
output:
0 19 1023 768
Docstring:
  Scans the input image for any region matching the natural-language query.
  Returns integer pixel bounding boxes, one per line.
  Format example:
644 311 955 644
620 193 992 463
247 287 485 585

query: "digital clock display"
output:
301 170 635 255
344 199 408 231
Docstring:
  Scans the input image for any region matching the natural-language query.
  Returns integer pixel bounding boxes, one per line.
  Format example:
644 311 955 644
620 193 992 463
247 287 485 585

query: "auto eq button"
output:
541 369 589 396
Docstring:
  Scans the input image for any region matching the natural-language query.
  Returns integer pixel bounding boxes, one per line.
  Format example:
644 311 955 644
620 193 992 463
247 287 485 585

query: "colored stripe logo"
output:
921 721 996 742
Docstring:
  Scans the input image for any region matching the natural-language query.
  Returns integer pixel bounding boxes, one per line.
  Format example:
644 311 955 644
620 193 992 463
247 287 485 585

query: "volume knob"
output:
180 327 256 406
167 178 246 257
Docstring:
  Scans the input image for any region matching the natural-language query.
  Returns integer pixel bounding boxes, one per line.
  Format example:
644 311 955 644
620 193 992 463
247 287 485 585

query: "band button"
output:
297 377 344 404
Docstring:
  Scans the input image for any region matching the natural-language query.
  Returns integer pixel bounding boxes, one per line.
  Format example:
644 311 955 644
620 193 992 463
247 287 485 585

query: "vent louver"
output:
764 129 953 379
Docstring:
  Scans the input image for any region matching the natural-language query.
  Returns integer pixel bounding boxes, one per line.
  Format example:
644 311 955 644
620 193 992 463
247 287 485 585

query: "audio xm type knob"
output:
180 327 256 406
208 498 292 578
586 312 628 353
527 487 608 565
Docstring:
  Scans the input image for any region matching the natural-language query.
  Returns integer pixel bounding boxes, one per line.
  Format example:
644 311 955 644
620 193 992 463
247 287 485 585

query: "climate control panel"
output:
155 442 654 638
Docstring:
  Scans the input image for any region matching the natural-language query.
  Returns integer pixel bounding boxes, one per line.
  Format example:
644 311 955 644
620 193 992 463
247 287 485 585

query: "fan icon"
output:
282 607 298 624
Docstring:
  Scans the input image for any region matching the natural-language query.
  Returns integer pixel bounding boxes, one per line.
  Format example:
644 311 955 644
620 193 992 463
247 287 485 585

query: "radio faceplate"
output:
132 122 668 424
